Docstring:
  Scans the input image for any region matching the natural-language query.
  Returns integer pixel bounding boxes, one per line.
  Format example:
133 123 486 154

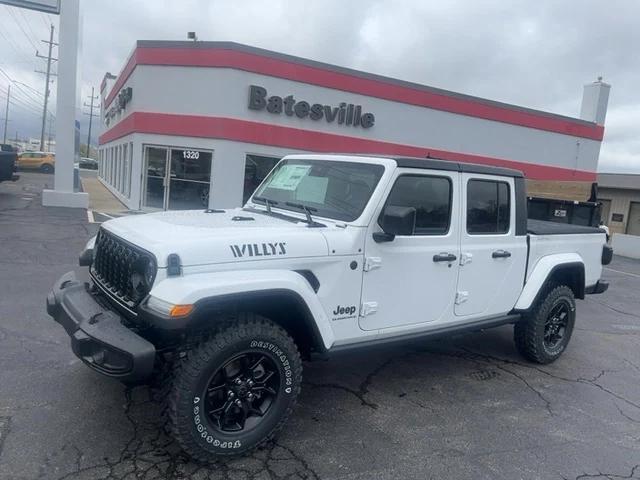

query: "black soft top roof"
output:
393 157 524 178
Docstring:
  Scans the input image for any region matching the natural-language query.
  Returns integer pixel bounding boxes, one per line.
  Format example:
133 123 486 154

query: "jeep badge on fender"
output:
47 153 611 462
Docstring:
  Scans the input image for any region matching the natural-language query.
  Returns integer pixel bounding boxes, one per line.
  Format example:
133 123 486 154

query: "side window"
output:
381 175 452 235
466 179 510 234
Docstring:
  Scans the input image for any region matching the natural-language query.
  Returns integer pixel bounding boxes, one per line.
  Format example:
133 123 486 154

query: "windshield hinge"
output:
364 257 382 272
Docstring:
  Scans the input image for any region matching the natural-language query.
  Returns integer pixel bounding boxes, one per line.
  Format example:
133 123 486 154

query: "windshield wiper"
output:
285 202 324 227
253 196 278 214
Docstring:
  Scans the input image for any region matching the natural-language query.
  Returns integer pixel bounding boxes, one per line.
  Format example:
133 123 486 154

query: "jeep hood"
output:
102 209 329 267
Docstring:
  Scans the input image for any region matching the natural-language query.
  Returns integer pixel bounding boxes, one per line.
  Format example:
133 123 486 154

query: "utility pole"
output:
36 24 58 151
47 113 54 152
83 87 99 156
2 85 9 144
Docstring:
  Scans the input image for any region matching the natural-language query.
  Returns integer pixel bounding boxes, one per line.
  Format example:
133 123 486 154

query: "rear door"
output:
359 169 460 331
454 174 527 317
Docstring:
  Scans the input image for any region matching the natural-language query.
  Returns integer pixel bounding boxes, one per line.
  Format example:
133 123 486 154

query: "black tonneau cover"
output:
527 219 605 235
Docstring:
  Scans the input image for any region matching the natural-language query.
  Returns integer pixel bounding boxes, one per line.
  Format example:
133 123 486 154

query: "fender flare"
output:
148 269 334 351
513 254 585 311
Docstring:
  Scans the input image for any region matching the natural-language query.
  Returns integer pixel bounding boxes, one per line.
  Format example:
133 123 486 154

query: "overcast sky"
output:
0 0 638 172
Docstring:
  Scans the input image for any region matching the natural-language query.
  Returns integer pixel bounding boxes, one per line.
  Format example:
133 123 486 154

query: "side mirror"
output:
373 206 416 243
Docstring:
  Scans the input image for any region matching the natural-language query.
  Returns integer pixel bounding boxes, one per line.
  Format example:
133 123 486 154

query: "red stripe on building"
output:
99 112 596 182
103 46 604 141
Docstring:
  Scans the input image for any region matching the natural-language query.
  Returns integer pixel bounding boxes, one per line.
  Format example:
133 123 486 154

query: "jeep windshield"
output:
251 159 385 222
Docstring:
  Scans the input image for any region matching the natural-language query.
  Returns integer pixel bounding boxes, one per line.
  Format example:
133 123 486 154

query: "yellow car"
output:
17 151 55 173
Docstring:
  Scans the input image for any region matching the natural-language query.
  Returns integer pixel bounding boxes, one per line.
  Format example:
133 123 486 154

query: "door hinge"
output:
364 257 382 272
459 252 473 266
360 301 378 316
455 291 469 305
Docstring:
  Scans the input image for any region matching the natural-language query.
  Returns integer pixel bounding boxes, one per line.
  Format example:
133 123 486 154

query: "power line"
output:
0 23 34 62
12 87 42 111
18 8 42 49
39 12 49 30
5 6 40 53
0 67 50 114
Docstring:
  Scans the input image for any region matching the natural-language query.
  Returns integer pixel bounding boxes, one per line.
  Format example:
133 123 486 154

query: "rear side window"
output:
467 179 510 234
382 175 452 235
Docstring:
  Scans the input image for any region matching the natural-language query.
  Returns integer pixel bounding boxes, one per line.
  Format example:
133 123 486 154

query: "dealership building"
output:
97 41 610 211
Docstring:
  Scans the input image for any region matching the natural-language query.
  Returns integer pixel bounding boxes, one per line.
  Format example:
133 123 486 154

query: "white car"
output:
47 154 612 461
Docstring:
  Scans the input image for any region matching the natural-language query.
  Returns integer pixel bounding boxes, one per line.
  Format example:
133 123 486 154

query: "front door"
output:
454 174 527 317
359 170 460 331
143 146 213 210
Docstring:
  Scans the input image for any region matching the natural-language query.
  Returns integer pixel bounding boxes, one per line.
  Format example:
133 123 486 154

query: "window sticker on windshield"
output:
268 165 311 191
295 176 328 203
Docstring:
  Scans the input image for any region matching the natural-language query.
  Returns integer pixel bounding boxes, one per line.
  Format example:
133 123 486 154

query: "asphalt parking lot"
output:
1 172 640 480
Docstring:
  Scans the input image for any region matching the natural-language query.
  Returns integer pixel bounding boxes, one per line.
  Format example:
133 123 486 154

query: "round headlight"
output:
130 256 156 300
144 258 156 286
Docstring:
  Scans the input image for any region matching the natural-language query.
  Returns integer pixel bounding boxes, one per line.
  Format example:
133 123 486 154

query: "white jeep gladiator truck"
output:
47 154 612 461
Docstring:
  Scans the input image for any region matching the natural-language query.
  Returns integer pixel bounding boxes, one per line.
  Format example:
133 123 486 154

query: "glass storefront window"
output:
122 144 128 196
144 147 168 209
127 142 133 198
243 154 279 204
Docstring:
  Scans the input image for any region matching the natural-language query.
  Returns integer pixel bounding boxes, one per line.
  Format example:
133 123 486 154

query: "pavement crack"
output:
303 381 378 409
574 464 640 479
0 416 11 458
458 348 640 416
305 353 410 410
585 297 640 320
614 403 640 424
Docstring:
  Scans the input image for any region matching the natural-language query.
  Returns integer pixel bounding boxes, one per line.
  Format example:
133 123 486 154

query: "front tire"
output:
168 315 302 461
40 163 54 173
514 285 576 364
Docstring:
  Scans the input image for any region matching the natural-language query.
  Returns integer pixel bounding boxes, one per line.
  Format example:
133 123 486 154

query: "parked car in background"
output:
79 157 98 170
17 151 55 173
0 144 19 183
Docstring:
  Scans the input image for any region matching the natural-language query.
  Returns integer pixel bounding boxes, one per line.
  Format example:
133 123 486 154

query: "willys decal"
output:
230 242 287 258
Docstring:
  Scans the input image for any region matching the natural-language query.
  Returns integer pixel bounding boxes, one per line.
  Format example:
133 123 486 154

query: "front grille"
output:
91 228 154 309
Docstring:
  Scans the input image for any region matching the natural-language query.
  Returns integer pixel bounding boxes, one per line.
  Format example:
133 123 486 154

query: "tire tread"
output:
166 314 302 462
514 284 575 364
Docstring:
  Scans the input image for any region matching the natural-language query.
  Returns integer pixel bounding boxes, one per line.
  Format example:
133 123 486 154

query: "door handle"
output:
433 253 457 262
492 250 511 259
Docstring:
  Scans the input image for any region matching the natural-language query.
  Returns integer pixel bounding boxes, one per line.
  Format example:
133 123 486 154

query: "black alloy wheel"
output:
543 301 570 350
204 352 280 433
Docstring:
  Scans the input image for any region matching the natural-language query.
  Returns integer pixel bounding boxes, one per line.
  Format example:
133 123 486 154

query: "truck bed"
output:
526 219 606 289
527 219 604 235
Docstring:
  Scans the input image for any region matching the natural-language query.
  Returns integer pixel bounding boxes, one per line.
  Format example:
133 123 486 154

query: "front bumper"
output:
46 271 155 383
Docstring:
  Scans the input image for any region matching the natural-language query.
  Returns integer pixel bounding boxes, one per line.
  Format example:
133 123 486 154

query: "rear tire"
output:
167 315 302 462
514 285 576 364
40 163 54 174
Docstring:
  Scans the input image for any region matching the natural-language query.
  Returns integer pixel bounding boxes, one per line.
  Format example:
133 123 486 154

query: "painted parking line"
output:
87 210 95 223
604 267 640 279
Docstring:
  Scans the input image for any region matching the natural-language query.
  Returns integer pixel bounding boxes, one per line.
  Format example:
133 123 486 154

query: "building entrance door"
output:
627 202 640 236
143 146 212 210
